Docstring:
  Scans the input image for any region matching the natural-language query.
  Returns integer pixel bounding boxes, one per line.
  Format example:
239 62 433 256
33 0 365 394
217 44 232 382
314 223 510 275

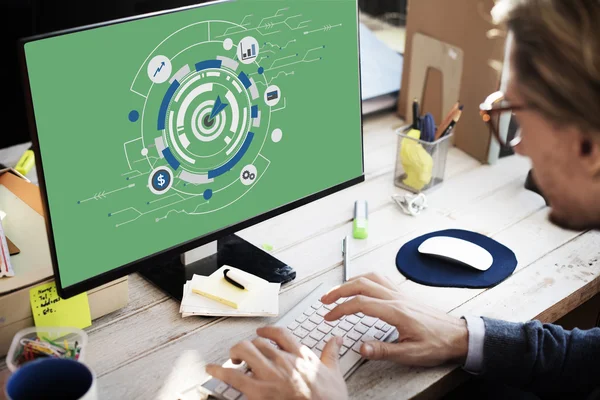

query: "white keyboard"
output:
191 283 397 400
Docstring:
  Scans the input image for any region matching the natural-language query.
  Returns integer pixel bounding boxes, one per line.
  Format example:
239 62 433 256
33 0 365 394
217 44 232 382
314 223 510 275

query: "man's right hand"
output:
320 273 469 367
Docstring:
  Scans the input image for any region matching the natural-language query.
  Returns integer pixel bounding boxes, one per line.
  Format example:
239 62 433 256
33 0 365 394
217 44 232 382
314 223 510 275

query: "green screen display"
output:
24 0 363 289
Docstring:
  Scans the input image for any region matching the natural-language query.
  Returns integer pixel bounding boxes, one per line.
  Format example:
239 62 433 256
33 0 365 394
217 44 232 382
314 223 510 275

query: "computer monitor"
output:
19 0 364 299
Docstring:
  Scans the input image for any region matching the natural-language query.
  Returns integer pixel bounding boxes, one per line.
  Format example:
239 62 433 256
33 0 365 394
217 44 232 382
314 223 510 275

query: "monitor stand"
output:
138 234 296 301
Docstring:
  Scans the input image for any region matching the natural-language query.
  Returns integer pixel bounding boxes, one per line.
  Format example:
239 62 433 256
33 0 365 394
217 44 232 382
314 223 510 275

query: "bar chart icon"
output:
238 37 259 64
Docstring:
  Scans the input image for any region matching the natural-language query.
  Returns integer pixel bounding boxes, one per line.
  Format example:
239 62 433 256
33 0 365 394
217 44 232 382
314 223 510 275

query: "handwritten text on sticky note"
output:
29 282 92 329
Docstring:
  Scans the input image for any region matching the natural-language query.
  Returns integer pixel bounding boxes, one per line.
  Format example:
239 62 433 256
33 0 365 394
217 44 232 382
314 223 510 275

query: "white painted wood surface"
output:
2 112 598 400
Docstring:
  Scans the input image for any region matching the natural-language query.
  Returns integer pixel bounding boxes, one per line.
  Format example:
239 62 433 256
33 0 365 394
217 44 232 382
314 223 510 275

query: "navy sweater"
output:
481 317 600 399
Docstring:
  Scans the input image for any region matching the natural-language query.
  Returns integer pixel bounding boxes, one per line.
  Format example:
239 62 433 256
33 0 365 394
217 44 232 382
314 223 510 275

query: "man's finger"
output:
320 335 343 369
206 364 254 394
229 340 274 379
324 296 399 325
349 272 398 292
257 326 302 357
360 340 411 363
321 277 396 305
253 338 294 372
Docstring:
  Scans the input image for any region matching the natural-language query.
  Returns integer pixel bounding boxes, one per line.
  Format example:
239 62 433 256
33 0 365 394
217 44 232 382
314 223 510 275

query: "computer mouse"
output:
417 236 493 271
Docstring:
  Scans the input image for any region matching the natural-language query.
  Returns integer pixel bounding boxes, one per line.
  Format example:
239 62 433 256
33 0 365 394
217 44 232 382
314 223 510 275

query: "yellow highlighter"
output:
15 146 35 176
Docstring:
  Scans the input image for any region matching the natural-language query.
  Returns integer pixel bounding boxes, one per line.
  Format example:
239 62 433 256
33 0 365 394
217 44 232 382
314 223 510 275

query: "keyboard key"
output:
347 330 362 341
323 303 336 310
317 308 329 317
381 324 392 332
287 321 299 331
361 316 377 327
335 297 347 305
339 346 349 356
296 314 308 323
356 312 365 318
301 337 318 348
352 341 363 354
375 321 385 330
354 324 368 334
331 327 345 337
309 315 324 325
313 348 322 358
375 331 384 340
223 387 241 400
239 396 248 400
317 323 332 334
345 315 360 325
324 319 339 327
215 382 229 394
310 330 326 341
323 333 333 344
338 321 354 331
316 341 326 351
311 301 322 310
301 321 317 332
343 337 355 348
303 308 315 317
293 327 310 339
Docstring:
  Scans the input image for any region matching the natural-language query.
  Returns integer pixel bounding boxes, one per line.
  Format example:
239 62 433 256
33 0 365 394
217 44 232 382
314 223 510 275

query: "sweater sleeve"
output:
480 317 600 398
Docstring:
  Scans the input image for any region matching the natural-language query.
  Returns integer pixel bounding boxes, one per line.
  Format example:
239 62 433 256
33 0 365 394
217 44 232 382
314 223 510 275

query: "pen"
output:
223 268 248 290
342 236 350 282
412 98 420 130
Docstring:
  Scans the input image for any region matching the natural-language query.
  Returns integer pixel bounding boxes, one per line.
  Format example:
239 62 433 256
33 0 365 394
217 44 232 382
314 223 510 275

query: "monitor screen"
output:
21 0 363 295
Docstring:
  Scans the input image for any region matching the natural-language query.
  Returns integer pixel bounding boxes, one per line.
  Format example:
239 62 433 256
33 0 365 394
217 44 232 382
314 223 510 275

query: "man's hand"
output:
320 273 468 367
206 326 348 400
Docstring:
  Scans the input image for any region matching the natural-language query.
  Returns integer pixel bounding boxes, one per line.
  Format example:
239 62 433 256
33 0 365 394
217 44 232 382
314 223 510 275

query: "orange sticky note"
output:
29 282 91 329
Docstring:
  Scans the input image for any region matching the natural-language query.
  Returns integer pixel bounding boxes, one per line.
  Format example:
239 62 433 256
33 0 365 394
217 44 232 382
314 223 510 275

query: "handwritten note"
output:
29 282 91 329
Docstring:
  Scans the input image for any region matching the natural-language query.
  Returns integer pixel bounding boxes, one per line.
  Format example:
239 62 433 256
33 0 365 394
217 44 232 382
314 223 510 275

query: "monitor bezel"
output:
18 0 365 299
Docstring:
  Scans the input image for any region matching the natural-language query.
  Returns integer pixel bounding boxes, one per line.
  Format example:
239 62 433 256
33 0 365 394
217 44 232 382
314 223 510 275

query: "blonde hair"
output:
492 0 600 134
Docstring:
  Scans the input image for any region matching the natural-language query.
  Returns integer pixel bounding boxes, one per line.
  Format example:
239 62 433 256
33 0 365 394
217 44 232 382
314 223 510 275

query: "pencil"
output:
434 101 460 140
440 106 464 138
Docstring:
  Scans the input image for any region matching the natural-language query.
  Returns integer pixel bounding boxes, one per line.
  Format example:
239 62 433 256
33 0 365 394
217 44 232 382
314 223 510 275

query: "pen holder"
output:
394 125 453 193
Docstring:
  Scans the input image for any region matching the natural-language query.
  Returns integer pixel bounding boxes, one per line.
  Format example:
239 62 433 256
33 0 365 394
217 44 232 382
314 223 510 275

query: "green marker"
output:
353 200 368 239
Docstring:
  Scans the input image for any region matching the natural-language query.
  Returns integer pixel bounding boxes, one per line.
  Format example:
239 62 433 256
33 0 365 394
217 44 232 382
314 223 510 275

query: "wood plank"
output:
95 268 346 399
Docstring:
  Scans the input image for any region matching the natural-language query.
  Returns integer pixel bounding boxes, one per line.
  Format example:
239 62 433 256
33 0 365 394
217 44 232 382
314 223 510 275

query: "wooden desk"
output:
2 112 599 399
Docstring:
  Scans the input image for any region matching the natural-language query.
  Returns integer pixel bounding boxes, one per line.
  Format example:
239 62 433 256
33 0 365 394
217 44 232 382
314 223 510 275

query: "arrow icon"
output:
153 61 165 77
209 95 229 120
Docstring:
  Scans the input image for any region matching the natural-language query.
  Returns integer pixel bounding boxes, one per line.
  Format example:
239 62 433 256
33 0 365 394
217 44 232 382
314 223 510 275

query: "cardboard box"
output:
397 0 507 163
0 168 128 356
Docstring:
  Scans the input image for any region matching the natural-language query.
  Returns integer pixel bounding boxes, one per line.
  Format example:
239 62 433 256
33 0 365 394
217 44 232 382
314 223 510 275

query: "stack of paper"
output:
179 266 280 317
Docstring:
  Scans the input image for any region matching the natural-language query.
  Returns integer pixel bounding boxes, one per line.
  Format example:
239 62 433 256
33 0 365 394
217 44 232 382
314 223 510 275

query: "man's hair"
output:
492 0 600 134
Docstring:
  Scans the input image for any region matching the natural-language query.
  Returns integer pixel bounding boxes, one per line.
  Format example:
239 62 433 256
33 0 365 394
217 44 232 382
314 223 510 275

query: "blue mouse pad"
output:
396 229 518 288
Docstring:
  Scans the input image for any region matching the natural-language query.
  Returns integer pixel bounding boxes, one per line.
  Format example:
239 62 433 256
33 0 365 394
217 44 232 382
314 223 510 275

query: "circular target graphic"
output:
131 20 275 218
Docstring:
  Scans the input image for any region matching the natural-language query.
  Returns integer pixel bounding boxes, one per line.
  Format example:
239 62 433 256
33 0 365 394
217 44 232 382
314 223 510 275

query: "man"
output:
206 0 600 398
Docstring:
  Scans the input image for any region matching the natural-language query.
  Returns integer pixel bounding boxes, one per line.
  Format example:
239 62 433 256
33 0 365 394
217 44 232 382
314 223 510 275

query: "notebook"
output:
179 266 280 318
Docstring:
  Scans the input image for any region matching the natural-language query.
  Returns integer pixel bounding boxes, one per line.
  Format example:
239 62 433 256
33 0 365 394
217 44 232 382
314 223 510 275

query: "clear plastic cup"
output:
6 326 88 372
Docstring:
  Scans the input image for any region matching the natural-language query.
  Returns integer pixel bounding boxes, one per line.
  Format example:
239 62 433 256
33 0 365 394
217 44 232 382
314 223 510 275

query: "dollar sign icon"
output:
149 167 173 195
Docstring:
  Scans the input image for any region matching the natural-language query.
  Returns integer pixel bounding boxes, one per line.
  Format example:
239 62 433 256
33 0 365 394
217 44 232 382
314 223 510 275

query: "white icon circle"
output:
237 37 260 65
240 164 258 186
141 148 149 156
147 55 172 84
264 85 281 107
223 38 233 51
271 129 283 143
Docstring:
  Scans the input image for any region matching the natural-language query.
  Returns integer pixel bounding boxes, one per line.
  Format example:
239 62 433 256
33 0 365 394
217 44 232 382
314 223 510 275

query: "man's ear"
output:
580 136 600 178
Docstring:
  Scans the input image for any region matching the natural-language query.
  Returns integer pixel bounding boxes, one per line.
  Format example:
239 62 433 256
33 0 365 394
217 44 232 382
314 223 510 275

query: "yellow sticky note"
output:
29 282 91 329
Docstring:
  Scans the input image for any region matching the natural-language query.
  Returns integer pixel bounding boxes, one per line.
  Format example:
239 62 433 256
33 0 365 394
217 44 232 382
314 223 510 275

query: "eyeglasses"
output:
479 91 525 149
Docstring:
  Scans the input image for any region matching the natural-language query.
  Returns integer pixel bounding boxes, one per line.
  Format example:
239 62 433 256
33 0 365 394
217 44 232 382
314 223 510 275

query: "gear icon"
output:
242 170 256 180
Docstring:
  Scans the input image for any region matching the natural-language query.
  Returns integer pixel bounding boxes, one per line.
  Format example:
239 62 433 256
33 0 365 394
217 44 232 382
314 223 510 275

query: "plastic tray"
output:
6 326 88 372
